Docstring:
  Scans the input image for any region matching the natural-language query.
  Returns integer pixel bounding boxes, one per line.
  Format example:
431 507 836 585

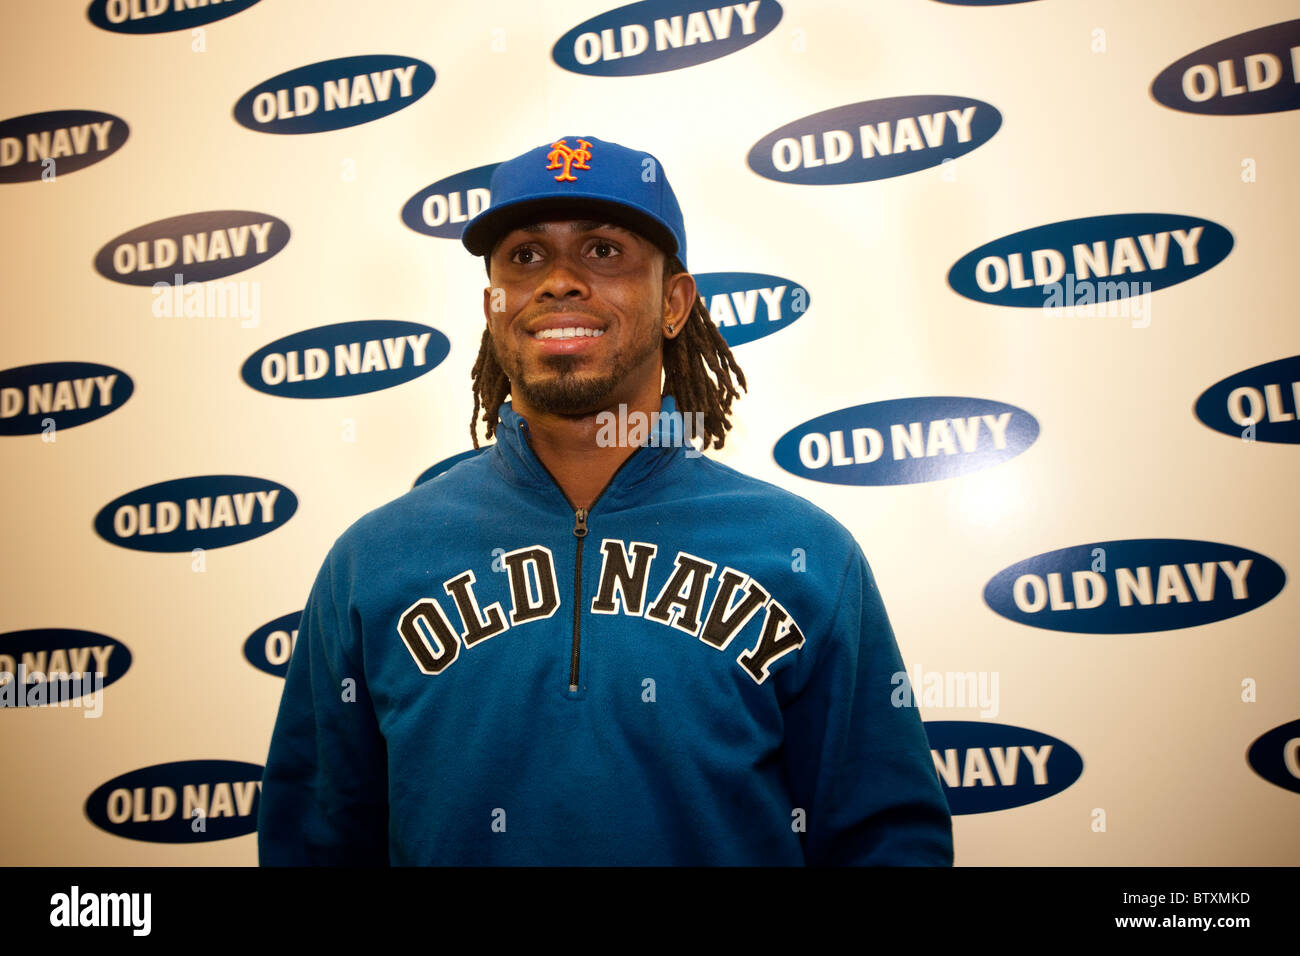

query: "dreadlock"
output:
469 253 747 451
658 255 747 450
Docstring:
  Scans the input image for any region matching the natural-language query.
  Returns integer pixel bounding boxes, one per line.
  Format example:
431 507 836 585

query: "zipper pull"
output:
573 507 588 538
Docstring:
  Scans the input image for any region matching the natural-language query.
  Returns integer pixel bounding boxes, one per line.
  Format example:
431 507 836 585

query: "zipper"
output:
518 420 642 695
570 507 588 692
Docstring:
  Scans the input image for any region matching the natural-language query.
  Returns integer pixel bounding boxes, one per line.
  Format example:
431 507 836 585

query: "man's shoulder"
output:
685 452 864 555
333 445 497 550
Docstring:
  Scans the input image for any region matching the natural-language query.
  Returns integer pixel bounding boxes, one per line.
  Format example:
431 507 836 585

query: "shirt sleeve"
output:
257 543 390 865
781 544 954 866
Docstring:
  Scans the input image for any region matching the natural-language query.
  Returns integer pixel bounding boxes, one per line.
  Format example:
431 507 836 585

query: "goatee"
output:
493 325 661 417
513 356 622 415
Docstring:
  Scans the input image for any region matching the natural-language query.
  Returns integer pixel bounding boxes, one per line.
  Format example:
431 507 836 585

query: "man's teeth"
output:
533 327 605 340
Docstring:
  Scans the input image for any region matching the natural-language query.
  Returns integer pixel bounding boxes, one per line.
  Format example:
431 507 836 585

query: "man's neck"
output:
515 392 664 511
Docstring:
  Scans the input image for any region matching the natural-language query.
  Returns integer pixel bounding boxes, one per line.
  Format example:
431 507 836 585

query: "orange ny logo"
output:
546 139 593 182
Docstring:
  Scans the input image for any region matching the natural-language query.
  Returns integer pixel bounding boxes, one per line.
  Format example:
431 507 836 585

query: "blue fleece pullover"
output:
258 395 953 865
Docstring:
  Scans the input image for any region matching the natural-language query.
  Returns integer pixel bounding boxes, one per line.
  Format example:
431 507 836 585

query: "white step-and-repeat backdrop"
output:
2 0 1296 865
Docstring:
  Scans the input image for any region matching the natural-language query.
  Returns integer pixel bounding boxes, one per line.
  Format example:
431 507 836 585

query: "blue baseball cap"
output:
461 135 688 269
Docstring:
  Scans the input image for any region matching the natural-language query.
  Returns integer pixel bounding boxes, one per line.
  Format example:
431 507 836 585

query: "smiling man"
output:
472 213 698 512
484 216 675 417
257 135 953 866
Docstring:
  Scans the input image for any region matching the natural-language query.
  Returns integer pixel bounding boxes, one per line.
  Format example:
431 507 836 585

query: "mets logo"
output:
547 138 592 181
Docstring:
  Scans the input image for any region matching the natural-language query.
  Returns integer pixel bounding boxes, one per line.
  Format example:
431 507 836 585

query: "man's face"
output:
482 218 677 417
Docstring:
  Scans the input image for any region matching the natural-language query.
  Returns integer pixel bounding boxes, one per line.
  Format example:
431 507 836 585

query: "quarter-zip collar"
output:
490 393 689 510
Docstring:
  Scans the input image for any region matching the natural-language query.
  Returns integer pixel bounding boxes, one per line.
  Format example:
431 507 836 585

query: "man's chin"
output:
515 373 618 417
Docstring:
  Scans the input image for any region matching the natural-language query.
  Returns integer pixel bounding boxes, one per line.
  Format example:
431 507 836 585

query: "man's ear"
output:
662 268 696 339
482 254 496 324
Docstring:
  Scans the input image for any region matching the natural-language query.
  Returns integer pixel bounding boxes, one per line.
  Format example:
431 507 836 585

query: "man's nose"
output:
535 251 589 299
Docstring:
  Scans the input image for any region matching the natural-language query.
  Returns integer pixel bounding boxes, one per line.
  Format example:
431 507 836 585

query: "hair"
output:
469 251 747 451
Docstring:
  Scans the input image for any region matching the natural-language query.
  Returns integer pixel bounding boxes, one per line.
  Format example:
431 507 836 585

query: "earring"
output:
666 324 675 334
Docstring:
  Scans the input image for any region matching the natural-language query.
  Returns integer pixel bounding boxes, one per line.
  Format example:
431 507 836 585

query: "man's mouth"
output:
532 327 606 340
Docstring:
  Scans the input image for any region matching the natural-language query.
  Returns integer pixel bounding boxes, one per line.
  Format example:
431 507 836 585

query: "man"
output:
257 135 953 865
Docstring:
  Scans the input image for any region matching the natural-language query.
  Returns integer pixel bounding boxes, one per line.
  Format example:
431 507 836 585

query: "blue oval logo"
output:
748 95 1001 184
95 475 298 552
0 110 128 183
926 721 1083 814
0 361 133 436
693 272 808 347
241 320 450 398
1194 354 1300 445
1246 718 1300 795
0 628 131 708
415 446 491 487
401 164 496 239
554 0 782 76
234 55 435 134
949 213 1233 307
85 760 264 843
985 539 1286 634
87 0 262 33
773 397 1038 486
1152 19 1300 115
94 210 290 286
243 613 300 678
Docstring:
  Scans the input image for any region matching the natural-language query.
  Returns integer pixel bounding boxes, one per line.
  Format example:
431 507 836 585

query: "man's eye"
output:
589 240 619 259
511 247 539 264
